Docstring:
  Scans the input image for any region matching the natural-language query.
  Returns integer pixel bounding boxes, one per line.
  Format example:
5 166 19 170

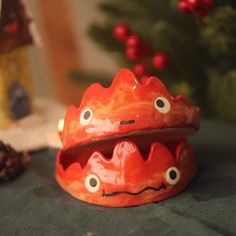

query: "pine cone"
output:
0 140 30 182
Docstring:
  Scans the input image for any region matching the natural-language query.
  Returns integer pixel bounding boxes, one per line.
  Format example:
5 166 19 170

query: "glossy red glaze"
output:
56 69 200 207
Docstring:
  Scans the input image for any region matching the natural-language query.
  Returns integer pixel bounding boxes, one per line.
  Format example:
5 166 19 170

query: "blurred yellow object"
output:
0 47 33 128
58 119 64 133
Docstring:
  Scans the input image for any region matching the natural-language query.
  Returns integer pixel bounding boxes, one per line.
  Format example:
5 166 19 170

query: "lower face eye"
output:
85 174 100 192
166 167 180 185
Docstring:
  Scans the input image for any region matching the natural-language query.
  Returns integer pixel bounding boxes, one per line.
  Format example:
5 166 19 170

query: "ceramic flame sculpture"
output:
56 69 200 207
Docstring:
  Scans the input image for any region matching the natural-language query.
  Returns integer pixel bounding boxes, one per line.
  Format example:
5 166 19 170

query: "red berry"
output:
126 34 142 48
3 23 20 33
178 1 190 13
187 0 200 11
126 47 140 61
152 52 169 70
113 23 130 42
133 63 148 76
203 0 214 8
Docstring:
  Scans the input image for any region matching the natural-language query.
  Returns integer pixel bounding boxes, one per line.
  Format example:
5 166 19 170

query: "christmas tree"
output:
83 0 236 121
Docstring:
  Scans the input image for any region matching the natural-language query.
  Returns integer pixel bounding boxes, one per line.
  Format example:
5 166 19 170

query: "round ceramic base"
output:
55 139 196 207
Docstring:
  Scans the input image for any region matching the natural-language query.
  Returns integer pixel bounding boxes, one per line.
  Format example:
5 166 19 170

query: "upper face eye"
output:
80 108 93 126
166 167 180 185
85 174 100 193
154 97 171 113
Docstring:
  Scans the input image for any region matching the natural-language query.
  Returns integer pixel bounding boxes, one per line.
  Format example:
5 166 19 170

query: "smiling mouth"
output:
102 183 167 197
59 127 195 171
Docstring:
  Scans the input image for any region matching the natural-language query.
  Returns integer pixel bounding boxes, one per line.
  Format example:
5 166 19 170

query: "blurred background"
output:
2 0 236 124
27 0 118 102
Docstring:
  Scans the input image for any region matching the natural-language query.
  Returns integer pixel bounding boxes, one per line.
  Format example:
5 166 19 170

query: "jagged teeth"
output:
63 139 176 176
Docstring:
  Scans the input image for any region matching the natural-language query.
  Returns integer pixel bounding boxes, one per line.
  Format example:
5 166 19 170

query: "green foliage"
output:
202 7 236 55
85 0 236 120
208 70 236 121
201 6 236 74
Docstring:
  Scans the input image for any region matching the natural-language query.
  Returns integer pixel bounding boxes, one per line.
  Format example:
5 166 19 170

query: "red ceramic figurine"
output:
56 69 200 207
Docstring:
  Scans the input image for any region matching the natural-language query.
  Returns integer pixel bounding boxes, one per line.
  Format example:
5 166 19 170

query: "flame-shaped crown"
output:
60 69 199 150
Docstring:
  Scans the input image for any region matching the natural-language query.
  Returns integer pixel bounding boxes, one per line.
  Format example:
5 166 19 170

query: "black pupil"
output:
169 170 177 180
84 110 91 120
89 178 97 187
156 99 165 108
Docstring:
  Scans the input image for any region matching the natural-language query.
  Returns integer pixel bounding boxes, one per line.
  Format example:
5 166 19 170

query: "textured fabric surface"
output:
0 120 236 236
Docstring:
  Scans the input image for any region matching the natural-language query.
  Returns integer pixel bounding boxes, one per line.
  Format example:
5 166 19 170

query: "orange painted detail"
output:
56 69 200 207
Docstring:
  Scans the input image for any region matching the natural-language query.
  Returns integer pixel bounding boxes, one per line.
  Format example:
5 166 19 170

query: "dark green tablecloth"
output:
1 120 236 236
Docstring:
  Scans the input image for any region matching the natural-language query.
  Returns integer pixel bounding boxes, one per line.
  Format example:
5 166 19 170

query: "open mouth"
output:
59 127 195 171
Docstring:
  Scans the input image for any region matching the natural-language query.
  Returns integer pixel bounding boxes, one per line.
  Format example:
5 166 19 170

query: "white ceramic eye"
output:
166 167 180 185
80 108 93 126
85 174 100 193
154 97 171 113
